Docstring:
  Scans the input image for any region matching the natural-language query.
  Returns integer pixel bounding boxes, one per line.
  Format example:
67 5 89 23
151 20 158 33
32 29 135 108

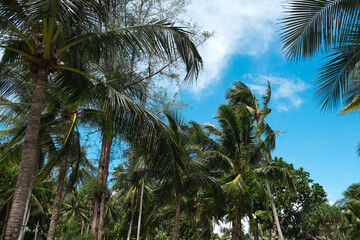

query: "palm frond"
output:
221 173 248 195
314 45 360 111
280 0 360 60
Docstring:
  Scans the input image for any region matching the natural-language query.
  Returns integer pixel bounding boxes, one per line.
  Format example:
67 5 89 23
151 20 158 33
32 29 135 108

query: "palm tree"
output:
87 75 169 239
0 1 202 238
226 81 289 240
280 0 360 111
338 183 360 239
143 112 216 240
206 104 259 240
0 67 93 239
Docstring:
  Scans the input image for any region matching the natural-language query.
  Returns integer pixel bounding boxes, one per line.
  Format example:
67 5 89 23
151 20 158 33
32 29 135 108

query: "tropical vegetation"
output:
0 0 360 240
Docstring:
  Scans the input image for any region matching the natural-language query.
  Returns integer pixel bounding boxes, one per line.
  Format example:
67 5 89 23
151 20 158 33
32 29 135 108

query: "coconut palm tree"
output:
338 183 360 239
0 1 202 238
143 112 216 240
280 0 360 111
0 66 94 239
226 81 285 239
205 104 260 240
226 81 296 240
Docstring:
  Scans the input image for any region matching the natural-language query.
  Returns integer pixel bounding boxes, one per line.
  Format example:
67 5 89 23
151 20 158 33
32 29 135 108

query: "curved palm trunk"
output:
265 178 284 240
232 191 243 240
47 155 68 240
172 193 182 240
91 135 113 240
5 70 48 240
136 180 145 240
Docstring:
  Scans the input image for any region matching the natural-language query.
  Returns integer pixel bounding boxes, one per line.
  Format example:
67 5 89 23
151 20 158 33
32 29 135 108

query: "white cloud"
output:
185 0 283 94
244 74 310 112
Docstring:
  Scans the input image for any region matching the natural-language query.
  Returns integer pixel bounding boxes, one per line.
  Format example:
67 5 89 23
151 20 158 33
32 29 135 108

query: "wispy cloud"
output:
185 0 283 94
244 74 310 112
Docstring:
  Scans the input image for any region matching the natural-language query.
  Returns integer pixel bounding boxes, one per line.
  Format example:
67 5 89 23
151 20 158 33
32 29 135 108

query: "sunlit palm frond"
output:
221 173 248 195
280 0 360 60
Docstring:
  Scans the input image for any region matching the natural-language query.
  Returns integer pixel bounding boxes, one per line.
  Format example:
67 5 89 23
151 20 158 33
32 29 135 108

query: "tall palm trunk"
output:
5 69 48 240
126 203 136 240
172 193 182 240
232 191 243 240
265 178 284 240
136 180 144 240
47 155 68 240
91 135 113 240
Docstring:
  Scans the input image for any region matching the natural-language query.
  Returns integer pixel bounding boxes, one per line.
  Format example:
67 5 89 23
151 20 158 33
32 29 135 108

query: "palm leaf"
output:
280 0 360 60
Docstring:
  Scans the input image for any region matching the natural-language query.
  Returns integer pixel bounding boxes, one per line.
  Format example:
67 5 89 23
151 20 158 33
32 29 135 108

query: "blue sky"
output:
178 0 360 202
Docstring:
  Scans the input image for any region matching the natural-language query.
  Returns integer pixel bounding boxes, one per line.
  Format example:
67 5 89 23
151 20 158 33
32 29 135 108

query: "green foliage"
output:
302 204 347 239
269 157 327 239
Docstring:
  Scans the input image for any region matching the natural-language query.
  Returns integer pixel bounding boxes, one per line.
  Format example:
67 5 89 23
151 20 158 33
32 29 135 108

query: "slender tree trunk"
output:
269 223 276 240
258 221 265 240
91 135 113 240
136 180 145 240
1 201 10 239
232 191 243 240
172 193 182 240
34 220 39 240
47 155 68 240
126 204 136 240
5 70 48 240
18 202 31 240
265 178 284 240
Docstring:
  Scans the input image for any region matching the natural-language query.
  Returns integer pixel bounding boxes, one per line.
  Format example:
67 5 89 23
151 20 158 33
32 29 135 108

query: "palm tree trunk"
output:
34 220 40 240
18 202 31 240
258 221 264 240
136 180 145 240
97 191 107 240
269 223 276 240
126 204 136 240
172 193 182 240
91 135 113 240
232 191 243 240
5 69 48 240
47 155 68 240
1 201 10 239
265 178 284 240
